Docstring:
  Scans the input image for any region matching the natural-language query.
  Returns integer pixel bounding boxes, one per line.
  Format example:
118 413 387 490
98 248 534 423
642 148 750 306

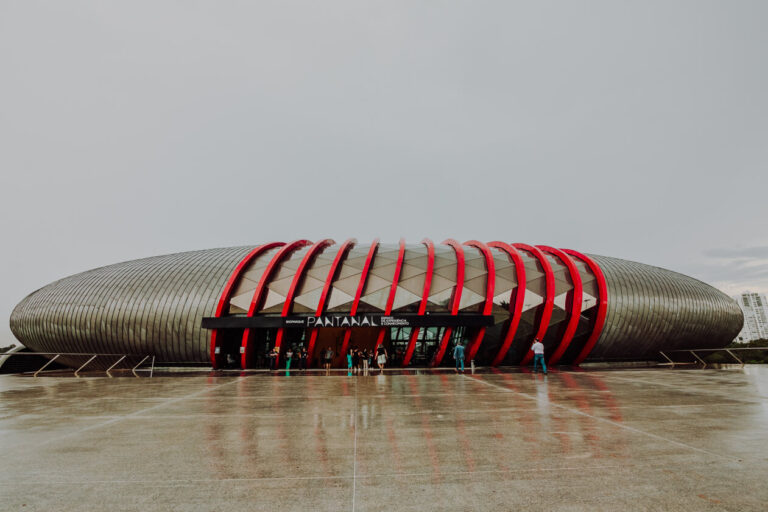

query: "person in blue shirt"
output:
453 342 466 373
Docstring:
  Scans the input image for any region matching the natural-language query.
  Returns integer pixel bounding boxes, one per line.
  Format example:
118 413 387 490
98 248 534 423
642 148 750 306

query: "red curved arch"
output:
209 242 285 369
273 239 336 355
513 243 555 367
463 240 495 361
536 245 583 365
431 239 465 367
339 239 380 364
306 238 357 366
240 239 312 369
373 238 406 354
561 249 608 365
487 241 527 367
401 238 435 367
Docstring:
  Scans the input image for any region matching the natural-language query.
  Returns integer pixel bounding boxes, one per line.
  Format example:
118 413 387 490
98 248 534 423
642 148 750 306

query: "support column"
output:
240 240 312 369
209 242 285 369
487 241 527 367
431 239 465 367
536 245 582 366
401 239 435 367
562 249 608 365
513 243 555 367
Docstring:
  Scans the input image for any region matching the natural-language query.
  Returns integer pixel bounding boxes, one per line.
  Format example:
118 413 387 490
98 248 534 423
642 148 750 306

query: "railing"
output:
0 352 155 377
659 347 768 368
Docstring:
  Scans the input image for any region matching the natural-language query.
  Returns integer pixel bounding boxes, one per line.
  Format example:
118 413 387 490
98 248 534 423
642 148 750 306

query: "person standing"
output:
362 349 369 372
531 338 547 374
376 345 387 372
285 347 294 371
323 347 334 370
347 349 354 372
299 348 308 371
269 347 279 371
453 341 465 373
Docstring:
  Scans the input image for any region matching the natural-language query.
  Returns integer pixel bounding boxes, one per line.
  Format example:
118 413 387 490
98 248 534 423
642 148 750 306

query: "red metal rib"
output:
306 238 357 366
513 243 555 367
273 239 336 355
562 249 608 365
431 239 465 367
339 239 380 364
373 238 406 353
240 239 312 369
536 245 583 365
487 241 527 367
401 238 435 367
209 242 285 369
463 240 495 361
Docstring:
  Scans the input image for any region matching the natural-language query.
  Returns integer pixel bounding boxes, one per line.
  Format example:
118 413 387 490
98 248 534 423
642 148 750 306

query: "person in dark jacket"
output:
453 342 465 373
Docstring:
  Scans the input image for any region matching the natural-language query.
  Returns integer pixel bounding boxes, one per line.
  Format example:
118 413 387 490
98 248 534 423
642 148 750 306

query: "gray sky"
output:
2 1 767 348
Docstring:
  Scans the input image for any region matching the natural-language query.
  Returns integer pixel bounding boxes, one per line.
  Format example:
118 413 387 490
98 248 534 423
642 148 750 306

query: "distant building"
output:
733 292 768 343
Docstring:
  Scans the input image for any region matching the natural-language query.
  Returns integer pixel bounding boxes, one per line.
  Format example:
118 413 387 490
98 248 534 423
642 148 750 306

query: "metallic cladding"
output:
10 247 253 365
587 254 743 360
9 245 743 365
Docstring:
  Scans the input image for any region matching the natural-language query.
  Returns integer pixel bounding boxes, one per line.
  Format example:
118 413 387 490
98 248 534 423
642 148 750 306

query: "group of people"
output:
263 337 548 374
344 345 389 372
262 344 390 372
451 338 547 374
267 346 309 371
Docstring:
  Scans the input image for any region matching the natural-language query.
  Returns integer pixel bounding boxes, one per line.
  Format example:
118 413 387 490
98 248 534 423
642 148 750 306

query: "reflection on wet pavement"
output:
1 366 767 511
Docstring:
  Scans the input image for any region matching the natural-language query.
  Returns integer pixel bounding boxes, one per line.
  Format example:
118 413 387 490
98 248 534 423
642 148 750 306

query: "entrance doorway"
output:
389 326 475 366
312 327 383 368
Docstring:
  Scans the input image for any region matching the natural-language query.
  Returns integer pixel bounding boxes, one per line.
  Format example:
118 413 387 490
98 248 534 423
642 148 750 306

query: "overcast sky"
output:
1 1 767 348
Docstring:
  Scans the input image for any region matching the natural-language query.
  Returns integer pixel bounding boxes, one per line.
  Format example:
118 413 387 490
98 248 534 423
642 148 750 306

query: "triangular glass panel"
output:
398 263 426 280
333 274 363 296
458 289 486 310
267 275 294 296
463 275 488 296
259 289 287 312
325 289 355 310
398 275 427 296
522 289 543 312
294 286 325 312
427 274 456 294
229 292 254 313
391 287 423 310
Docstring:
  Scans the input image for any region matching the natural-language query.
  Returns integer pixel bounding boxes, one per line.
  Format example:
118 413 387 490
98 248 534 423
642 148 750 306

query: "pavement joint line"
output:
5 375 251 455
352 376 359 512
5 402 749 423
163 392 485 399
465 374 744 463
0 464 634 486
597 374 768 401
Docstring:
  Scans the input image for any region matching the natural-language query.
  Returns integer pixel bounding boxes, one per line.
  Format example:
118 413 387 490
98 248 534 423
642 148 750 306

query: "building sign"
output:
306 315 379 327
202 314 494 330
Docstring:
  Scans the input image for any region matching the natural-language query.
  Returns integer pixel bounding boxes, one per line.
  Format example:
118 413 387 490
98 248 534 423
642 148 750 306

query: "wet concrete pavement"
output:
1 366 767 511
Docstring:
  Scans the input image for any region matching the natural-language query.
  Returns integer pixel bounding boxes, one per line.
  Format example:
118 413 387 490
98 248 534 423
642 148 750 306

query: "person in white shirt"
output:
530 338 547 374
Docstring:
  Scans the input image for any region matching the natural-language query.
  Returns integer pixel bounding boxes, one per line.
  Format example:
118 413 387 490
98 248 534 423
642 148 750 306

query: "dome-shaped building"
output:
9 239 743 369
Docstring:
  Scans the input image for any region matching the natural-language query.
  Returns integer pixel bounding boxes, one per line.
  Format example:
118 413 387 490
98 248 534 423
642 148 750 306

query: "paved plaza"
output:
1 366 767 511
